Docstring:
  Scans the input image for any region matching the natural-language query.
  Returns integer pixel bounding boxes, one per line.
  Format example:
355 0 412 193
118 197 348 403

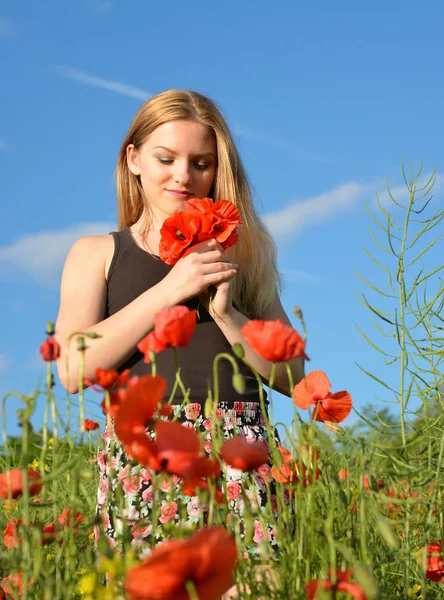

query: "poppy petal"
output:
314 390 352 423
293 370 331 410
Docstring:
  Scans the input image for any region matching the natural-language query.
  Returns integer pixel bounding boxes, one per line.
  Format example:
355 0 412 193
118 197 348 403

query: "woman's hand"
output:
198 277 235 323
160 238 238 306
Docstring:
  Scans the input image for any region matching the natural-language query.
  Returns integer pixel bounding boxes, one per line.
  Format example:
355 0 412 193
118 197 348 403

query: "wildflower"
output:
0 468 42 499
241 319 308 362
40 337 61 361
159 198 241 265
125 526 238 600
293 370 352 423
28 457 40 470
58 508 85 536
306 569 367 600
83 419 100 431
423 540 444 583
3 518 25 549
271 445 320 488
138 306 197 363
41 523 57 545
84 367 130 391
220 435 269 471
1 572 34 598
113 375 167 445
184 198 242 248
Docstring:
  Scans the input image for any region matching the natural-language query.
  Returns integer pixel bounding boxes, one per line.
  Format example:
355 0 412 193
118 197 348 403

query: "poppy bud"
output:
292 306 303 320
231 343 245 359
232 374 245 394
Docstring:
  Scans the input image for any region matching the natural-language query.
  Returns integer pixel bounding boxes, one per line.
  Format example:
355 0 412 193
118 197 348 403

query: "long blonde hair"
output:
116 89 281 318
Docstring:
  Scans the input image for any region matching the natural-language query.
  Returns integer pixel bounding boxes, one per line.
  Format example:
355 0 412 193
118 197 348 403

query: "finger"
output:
199 250 232 264
200 262 238 275
203 268 238 286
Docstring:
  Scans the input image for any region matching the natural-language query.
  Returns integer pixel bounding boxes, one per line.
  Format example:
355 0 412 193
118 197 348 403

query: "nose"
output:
173 161 192 186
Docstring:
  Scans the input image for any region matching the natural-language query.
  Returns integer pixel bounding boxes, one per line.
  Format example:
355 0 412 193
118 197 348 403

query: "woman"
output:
55 89 305 596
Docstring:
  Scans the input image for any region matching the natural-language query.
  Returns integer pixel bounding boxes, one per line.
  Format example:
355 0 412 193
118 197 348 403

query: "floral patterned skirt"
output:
94 401 290 561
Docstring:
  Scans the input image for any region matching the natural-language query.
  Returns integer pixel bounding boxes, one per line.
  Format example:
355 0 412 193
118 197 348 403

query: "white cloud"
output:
0 222 116 287
264 181 369 238
54 66 152 101
0 140 8 150
0 353 10 375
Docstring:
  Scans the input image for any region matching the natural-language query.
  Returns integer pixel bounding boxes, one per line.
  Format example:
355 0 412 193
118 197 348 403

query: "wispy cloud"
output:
0 18 16 38
0 140 8 150
97 1 112 12
232 123 332 164
264 181 369 238
0 222 116 287
54 66 152 101
280 268 322 285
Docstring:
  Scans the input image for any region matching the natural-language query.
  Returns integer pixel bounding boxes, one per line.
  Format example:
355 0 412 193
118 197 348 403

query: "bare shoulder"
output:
56 235 114 337
64 234 114 277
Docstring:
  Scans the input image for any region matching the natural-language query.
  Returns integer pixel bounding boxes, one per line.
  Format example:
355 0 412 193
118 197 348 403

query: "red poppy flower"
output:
220 435 269 471
84 368 130 391
138 307 197 364
39 337 61 362
271 445 320 487
57 508 84 537
159 210 214 265
82 419 100 431
150 420 202 476
306 569 367 600
293 370 352 423
423 541 444 583
0 468 42 500
41 523 57 546
182 479 226 505
241 319 308 363
3 518 25 549
1 572 34 598
113 375 167 445
125 526 238 600
184 198 242 249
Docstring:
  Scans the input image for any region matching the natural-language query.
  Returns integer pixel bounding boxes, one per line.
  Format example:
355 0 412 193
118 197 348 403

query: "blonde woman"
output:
55 90 304 597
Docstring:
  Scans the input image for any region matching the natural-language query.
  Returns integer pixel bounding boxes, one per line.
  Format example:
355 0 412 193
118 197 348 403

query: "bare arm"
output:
55 236 238 393
214 296 305 397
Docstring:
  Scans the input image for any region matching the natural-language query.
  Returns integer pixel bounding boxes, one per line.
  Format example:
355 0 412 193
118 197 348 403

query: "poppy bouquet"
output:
159 197 242 265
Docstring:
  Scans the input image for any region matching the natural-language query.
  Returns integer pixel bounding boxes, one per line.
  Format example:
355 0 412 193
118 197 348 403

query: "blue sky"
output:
1 0 443 438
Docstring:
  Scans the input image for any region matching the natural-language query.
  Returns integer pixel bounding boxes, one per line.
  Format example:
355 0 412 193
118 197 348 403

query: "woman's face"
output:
127 119 217 228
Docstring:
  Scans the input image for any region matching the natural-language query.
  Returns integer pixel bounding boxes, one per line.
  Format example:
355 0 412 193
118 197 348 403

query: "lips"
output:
166 189 193 199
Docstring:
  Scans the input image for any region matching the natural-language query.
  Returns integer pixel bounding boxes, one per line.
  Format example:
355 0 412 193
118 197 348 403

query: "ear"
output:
127 144 141 176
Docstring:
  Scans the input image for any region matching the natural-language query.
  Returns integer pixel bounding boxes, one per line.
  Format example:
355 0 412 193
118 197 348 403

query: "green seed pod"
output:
232 343 245 359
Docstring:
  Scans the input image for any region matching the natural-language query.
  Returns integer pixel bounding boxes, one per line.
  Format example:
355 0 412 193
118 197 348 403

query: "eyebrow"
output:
153 145 216 159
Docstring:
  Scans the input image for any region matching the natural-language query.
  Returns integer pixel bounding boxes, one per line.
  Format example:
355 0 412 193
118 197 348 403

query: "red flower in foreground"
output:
1 572 33 598
241 319 308 363
82 419 100 431
113 375 168 445
293 370 352 423
220 435 269 471
423 540 444 583
39 337 61 362
0 468 42 500
306 569 367 600
125 527 238 600
138 306 197 363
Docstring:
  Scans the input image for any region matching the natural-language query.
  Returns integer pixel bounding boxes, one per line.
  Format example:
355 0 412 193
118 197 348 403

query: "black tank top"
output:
105 228 267 407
